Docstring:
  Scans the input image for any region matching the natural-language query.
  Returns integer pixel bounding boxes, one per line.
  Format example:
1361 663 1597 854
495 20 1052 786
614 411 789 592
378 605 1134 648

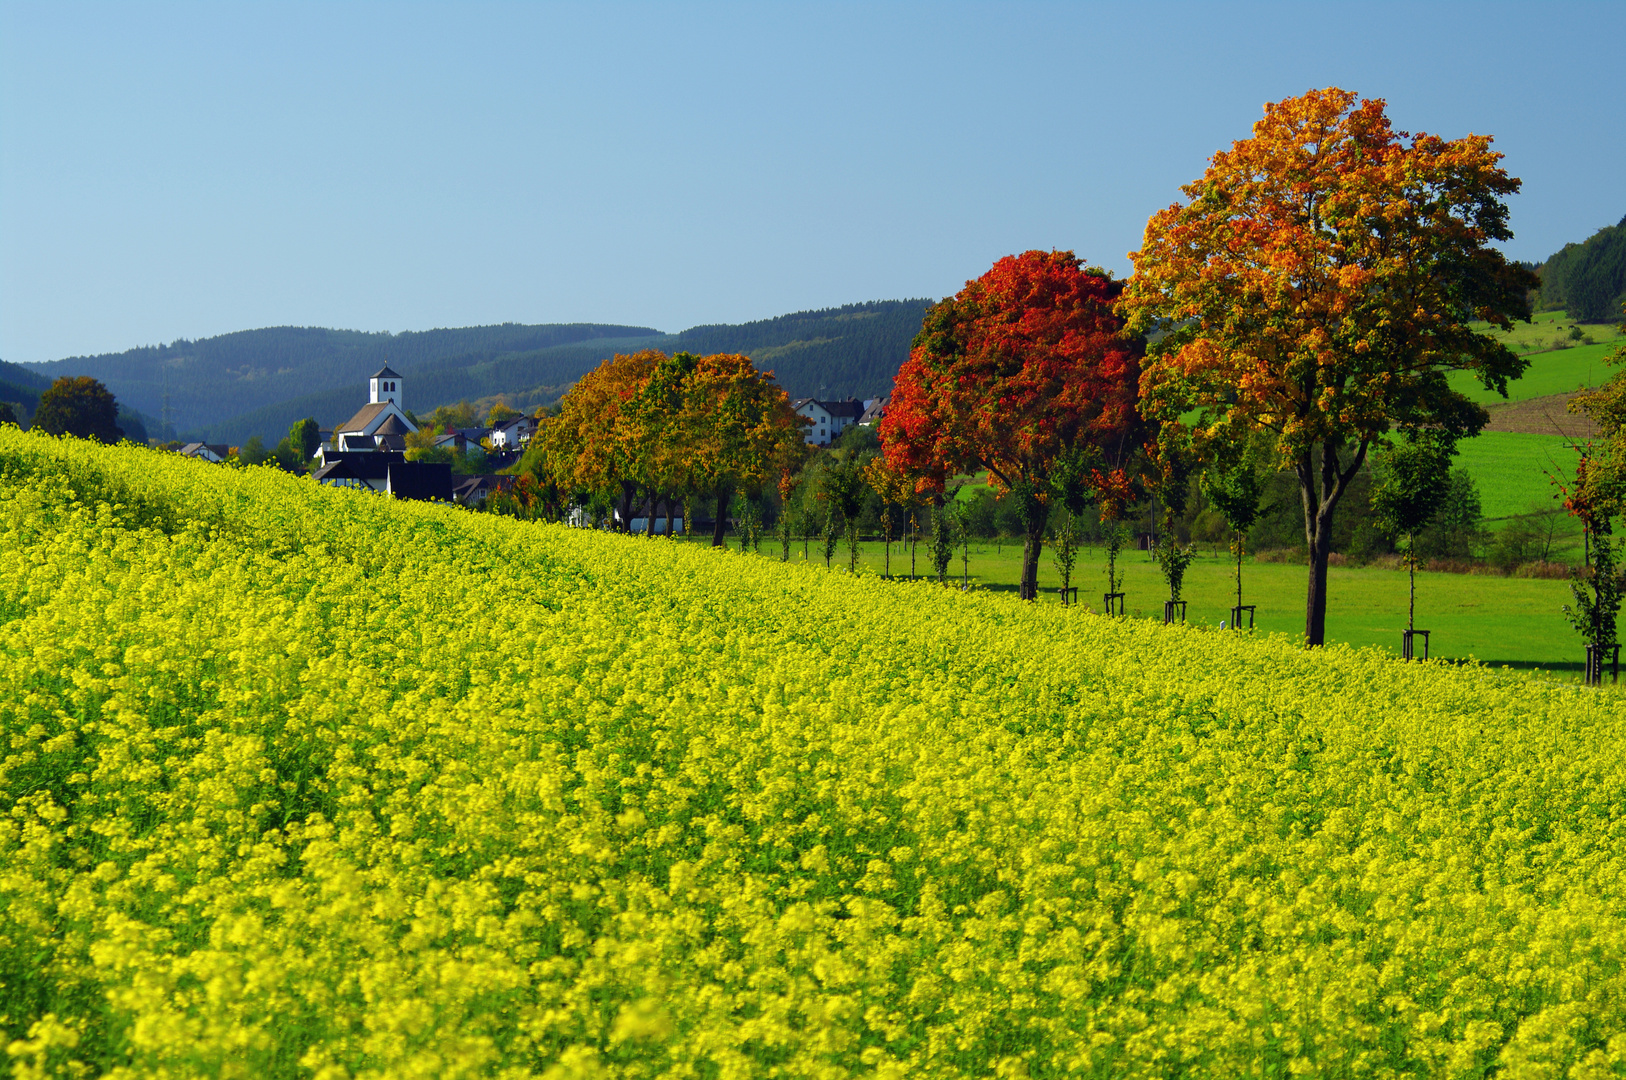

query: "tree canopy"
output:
33 376 123 443
533 350 806 542
880 250 1142 600
1121 87 1537 646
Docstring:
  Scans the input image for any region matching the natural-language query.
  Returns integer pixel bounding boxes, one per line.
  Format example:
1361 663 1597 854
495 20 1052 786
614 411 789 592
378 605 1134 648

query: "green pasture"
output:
1475 308 1622 355
1450 340 1619 404
1454 430 1579 521
750 536 1592 677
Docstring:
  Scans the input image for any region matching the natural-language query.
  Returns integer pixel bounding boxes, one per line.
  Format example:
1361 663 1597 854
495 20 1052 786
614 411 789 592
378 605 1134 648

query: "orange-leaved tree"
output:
677 353 808 546
539 349 663 530
1120 87 1538 646
880 250 1142 600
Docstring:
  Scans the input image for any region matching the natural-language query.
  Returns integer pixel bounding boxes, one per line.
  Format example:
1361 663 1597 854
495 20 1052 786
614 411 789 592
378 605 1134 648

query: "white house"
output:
329 366 418 454
488 415 535 451
178 442 229 463
792 397 866 447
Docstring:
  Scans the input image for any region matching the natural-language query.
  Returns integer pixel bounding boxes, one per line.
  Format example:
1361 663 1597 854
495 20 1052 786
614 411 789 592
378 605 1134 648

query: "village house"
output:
178 442 230 463
487 415 535 451
792 397 865 447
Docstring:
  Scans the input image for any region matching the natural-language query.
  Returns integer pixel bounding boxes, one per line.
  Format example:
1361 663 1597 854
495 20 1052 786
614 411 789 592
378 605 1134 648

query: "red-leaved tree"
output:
879 250 1142 600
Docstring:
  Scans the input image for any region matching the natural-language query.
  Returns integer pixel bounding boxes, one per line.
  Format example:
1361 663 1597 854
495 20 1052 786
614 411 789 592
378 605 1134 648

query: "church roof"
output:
373 366 402 380
373 414 413 436
337 402 390 434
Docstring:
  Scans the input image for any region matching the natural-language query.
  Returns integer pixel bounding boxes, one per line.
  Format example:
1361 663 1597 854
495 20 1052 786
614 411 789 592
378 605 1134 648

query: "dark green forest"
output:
0 360 49 422
663 300 933 400
18 301 932 446
1538 213 1626 322
22 323 659 441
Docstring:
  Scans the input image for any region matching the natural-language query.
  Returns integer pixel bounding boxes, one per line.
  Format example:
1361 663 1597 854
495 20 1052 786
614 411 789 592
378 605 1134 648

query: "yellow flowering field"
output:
2 429 1625 1079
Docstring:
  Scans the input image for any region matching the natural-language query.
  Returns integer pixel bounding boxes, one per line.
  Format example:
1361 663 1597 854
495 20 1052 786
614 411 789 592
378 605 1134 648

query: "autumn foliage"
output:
1121 87 1536 645
533 350 806 542
880 250 1141 599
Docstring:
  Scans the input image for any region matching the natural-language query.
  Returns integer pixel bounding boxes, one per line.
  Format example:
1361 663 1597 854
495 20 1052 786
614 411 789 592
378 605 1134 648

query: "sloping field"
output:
2 431 1625 1077
1450 340 1619 405
1455 430 1581 520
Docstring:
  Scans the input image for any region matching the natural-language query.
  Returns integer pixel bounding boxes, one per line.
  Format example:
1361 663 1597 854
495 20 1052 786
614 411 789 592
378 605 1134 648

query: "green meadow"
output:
1451 339 1619 404
1455 430 1579 520
753 537 1593 677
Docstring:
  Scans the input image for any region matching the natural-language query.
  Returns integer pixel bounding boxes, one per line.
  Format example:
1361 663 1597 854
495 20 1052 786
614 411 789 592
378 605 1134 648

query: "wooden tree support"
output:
1585 643 1621 686
1103 592 1125 616
1058 586 1078 607
1402 629 1430 661
1163 600 1186 625
1229 604 1256 630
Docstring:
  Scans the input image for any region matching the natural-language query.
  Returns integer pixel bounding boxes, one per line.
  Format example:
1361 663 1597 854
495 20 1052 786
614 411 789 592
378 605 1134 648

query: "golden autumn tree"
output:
538 349 664 530
1120 88 1538 647
676 352 808 546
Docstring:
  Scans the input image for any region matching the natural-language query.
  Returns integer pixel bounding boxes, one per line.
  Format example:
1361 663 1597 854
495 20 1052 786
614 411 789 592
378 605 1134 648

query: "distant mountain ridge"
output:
17 300 933 446
22 323 657 440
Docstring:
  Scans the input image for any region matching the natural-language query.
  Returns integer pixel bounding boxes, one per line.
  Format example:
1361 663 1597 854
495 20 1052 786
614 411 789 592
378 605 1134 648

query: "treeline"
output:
664 300 933 400
498 350 808 545
1538 212 1626 322
190 303 929 447
0 363 153 443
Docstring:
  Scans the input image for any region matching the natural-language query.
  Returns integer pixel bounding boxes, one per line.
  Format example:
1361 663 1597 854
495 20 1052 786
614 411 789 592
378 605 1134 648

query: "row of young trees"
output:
502 88 1594 653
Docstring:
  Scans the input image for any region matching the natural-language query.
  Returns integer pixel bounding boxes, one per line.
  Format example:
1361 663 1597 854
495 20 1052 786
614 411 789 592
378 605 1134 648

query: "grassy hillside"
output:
1454 430 1580 520
781 535 1586 672
2 430 1622 1076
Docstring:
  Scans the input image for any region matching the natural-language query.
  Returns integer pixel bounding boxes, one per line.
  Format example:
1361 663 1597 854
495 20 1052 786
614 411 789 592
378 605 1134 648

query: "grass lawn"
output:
1454 430 1580 521
1449 339 1619 404
745 536 1594 678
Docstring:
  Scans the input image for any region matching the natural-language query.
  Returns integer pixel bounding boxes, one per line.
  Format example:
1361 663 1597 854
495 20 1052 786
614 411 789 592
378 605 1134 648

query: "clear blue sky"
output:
2 0 1622 364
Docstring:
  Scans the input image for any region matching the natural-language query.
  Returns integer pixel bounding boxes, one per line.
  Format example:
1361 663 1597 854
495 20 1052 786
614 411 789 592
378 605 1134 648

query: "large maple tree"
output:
880 250 1142 600
1120 87 1538 646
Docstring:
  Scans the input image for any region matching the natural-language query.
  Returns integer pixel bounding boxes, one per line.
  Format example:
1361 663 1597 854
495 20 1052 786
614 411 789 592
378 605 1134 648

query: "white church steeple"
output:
369 366 403 408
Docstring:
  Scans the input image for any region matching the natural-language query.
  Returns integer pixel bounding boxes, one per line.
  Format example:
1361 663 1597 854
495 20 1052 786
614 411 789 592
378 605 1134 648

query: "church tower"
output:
369 367 403 409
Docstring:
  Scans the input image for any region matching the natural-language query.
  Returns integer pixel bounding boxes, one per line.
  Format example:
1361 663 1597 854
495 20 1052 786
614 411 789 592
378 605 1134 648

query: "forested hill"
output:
663 300 933 400
1538 213 1626 323
0 360 50 419
22 323 658 440
19 300 934 446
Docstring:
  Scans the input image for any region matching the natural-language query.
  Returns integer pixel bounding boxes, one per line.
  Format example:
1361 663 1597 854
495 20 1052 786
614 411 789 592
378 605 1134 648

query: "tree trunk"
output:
618 480 638 533
1235 534 1243 613
711 482 733 547
1304 504 1335 646
1297 437 1368 647
1020 503 1049 601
